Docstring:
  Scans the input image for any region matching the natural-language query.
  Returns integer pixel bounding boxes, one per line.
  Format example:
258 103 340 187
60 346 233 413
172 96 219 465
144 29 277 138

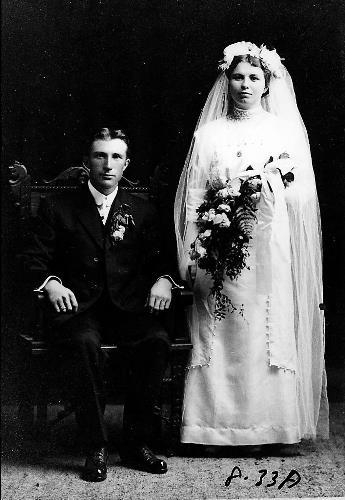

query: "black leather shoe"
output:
120 443 167 474
82 447 108 482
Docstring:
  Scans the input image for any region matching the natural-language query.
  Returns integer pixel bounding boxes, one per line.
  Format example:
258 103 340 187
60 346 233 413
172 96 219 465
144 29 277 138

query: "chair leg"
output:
18 399 34 433
36 401 48 428
17 356 35 436
33 368 51 439
168 351 188 456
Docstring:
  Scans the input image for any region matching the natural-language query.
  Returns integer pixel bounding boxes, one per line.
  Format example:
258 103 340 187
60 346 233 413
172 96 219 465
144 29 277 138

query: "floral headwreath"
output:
219 41 283 78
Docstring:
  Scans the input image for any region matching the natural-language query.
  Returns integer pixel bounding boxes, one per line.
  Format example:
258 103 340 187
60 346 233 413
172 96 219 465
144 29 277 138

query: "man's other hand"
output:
44 279 78 313
147 278 172 313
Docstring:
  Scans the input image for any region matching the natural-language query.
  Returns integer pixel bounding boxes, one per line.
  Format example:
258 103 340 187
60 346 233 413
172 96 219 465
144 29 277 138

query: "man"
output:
22 128 179 481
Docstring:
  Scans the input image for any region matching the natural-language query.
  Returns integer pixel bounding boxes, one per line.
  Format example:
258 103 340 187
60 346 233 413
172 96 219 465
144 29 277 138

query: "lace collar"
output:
227 106 264 121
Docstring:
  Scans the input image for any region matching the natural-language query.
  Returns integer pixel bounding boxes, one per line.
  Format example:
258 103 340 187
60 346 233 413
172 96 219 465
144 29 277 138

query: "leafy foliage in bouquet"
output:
190 172 262 320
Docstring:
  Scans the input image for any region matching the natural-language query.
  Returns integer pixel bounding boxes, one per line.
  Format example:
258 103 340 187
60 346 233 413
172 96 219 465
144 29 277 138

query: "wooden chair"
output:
8 161 193 454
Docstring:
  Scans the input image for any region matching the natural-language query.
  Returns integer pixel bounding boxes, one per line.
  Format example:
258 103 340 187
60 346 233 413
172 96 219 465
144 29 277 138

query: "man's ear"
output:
124 158 130 170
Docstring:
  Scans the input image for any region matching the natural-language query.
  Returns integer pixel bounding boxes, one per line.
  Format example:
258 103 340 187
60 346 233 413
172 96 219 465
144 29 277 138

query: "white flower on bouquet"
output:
218 185 241 198
247 178 262 189
200 229 212 239
218 203 231 212
208 209 216 221
195 238 207 258
213 213 230 227
250 192 261 202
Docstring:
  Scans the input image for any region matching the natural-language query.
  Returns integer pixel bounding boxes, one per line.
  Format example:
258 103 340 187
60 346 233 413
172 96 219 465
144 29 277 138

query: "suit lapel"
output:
75 187 105 249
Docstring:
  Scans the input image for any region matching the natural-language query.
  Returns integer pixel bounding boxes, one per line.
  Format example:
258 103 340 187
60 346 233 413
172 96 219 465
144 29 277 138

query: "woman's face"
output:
228 61 266 110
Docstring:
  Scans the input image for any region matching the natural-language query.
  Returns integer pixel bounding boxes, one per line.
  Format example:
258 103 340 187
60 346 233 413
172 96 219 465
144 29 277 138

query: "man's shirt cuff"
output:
34 276 62 292
156 275 184 290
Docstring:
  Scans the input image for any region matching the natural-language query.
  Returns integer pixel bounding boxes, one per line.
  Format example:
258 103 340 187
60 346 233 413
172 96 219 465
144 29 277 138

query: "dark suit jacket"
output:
21 186 175 324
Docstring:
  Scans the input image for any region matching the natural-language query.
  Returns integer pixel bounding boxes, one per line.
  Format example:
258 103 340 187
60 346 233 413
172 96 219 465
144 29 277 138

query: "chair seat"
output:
19 333 192 354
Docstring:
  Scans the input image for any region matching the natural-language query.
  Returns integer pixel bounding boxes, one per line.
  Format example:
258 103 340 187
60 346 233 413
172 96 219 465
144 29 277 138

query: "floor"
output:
1 403 344 500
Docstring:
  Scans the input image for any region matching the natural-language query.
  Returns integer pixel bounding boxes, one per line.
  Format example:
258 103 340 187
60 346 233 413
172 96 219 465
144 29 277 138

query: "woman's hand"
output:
44 279 78 313
147 278 172 312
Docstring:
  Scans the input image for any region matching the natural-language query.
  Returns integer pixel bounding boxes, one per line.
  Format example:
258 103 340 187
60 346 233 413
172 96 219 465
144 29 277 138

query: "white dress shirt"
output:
88 180 118 225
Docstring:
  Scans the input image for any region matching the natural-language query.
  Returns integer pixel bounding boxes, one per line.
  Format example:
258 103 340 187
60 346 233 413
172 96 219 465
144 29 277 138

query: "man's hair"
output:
89 127 131 158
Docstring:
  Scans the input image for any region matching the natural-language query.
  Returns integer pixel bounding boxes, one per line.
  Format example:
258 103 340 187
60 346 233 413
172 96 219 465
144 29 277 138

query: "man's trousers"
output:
50 293 170 448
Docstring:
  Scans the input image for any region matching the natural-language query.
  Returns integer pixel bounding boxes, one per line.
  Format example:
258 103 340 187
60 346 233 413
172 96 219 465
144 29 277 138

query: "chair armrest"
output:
173 281 193 307
30 291 47 339
166 282 193 345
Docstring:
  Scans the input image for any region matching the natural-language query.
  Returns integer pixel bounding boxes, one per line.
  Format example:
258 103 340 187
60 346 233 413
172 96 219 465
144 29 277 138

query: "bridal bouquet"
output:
190 154 294 320
190 153 294 319
190 172 261 319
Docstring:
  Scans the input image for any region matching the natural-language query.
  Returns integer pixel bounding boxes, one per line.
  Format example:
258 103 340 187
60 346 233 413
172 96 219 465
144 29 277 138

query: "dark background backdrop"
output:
2 0 345 402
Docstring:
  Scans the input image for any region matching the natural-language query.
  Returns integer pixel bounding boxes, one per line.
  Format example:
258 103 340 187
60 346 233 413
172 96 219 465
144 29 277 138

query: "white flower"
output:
218 175 229 186
213 213 230 227
200 229 212 239
218 183 241 198
202 212 210 221
250 192 261 202
219 213 230 227
111 225 126 241
259 45 283 76
229 177 241 188
217 188 231 199
247 178 262 190
213 213 223 225
208 209 216 221
218 204 231 212
228 177 242 192
219 41 283 78
198 246 207 258
113 230 124 241
195 239 207 258
219 41 260 70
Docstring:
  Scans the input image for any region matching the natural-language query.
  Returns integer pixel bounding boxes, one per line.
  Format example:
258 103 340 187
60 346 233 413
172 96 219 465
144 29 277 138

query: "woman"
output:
174 42 328 449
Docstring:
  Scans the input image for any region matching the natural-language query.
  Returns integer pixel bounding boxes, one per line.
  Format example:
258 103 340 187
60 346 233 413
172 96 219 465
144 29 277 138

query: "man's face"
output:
88 138 130 195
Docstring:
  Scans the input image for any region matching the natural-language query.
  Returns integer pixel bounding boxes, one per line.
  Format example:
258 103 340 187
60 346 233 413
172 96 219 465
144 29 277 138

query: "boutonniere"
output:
109 203 135 245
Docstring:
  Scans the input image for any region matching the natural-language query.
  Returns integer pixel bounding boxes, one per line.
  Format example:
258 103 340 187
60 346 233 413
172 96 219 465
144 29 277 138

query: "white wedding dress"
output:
181 110 305 445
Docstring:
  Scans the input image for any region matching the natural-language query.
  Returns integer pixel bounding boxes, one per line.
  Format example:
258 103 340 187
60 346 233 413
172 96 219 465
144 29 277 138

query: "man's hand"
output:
43 279 78 313
147 278 172 313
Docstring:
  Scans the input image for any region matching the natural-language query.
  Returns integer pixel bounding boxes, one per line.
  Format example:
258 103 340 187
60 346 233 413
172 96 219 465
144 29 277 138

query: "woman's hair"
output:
225 54 270 96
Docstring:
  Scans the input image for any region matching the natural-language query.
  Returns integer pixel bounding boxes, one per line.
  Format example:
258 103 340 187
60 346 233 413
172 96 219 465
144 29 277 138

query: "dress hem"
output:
181 425 301 446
